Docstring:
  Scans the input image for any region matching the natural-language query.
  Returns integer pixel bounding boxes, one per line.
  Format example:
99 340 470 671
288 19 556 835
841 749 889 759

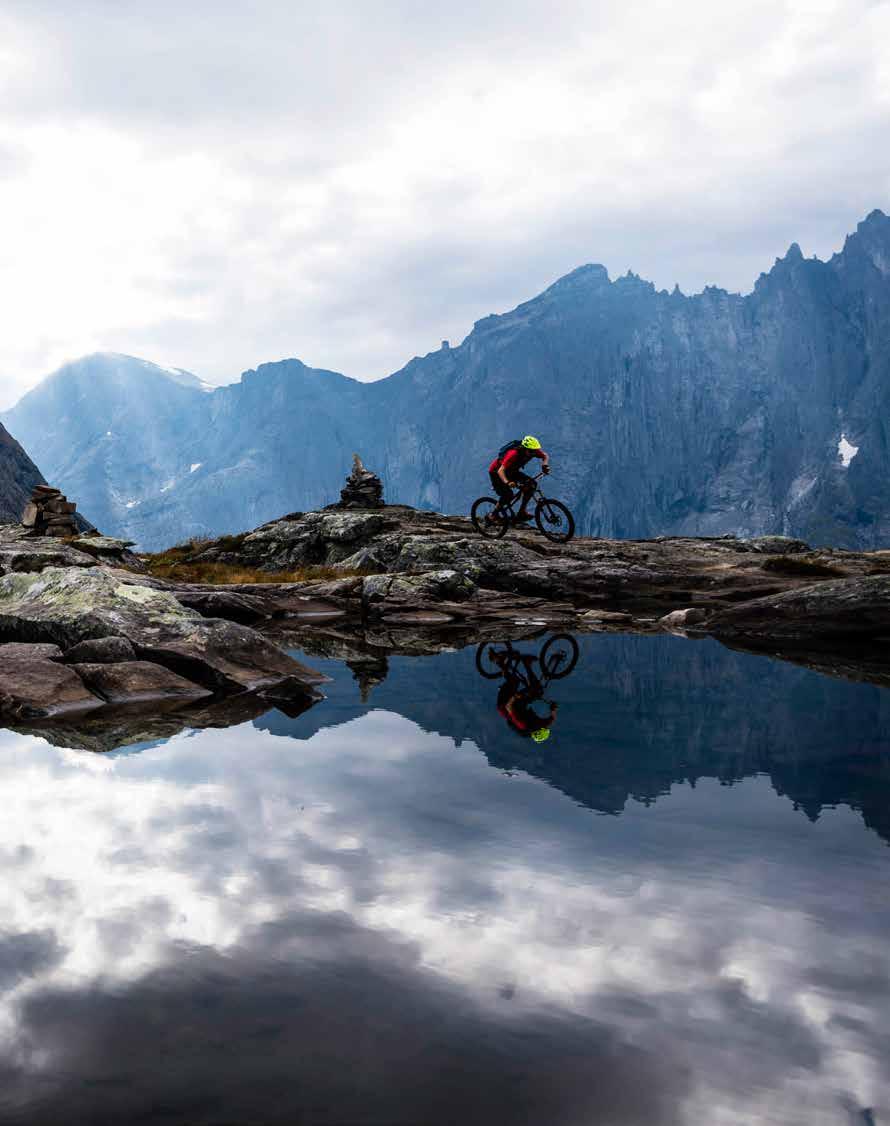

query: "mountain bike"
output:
470 472 575 543
475 634 580 684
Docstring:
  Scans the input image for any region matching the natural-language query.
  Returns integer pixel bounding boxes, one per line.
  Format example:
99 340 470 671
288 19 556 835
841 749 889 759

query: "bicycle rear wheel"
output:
540 634 579 679
471 497 509 538
534 497 575 543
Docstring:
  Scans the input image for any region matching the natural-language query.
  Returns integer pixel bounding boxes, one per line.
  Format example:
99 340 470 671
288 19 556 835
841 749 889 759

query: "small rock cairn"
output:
338 454 384 509
21 485 79 537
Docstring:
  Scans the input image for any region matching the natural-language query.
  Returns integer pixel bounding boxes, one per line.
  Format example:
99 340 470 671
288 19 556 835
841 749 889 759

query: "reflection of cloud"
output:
0 931 61 992
7 912 689 1126
0 713 886 1122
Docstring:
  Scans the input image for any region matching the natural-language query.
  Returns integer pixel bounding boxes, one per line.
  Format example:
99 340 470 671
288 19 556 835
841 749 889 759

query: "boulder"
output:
708 575 890 643
72 661 213 705
69 535 136 557
0 642 101 718
231 510 391 570
173 588 269 623
0 525 99 575
658 608 709 632
581 610 634 623
361 569 476 609
60 636 138 664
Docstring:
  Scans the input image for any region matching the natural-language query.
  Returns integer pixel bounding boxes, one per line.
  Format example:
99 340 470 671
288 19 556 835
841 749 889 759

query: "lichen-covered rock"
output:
318 512 388 543
225 511 392 570
362 569 475 605
68 534 143 569
0 525 99 575
0 567 325 696
70 535 136 555
0 567 202 648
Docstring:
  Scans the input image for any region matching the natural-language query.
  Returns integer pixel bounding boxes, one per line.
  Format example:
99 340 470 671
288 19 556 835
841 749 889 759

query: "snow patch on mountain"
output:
838 435 859 468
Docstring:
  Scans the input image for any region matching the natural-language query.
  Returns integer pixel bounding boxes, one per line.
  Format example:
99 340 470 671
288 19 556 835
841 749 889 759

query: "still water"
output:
0 633 887 1125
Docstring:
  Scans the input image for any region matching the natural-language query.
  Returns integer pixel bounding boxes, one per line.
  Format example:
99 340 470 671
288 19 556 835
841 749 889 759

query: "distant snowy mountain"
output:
5 210 890 550
2 354 210 542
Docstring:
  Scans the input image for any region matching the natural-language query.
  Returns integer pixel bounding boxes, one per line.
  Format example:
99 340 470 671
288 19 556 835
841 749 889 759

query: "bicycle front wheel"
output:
471 497 509 538
534 497 575 543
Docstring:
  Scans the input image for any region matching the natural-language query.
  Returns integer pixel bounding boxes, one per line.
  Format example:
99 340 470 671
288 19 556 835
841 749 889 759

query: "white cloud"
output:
0 0 888 408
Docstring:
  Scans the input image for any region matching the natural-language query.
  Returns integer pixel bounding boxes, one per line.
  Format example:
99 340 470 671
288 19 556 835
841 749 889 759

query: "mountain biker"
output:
492 651 559 742
495 657 558 743
488 436 550 523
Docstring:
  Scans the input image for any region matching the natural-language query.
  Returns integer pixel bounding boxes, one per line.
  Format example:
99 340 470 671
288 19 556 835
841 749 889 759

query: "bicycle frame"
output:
485 642 559 694
494 471 547 517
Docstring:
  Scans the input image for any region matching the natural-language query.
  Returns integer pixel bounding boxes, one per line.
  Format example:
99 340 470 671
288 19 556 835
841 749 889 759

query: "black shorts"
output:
489 469 533 504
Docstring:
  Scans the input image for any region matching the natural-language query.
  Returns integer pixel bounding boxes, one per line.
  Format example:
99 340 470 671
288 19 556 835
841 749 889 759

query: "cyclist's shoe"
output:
484 512 501 526
513 512 533 524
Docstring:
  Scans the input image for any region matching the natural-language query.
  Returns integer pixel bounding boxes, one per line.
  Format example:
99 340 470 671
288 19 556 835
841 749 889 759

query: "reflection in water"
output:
476 634 580 742
0 632 887 1124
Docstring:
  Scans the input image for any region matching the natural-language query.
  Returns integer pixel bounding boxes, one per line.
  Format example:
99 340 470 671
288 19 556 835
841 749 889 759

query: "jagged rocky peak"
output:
543 262 610 296
338 454 384 509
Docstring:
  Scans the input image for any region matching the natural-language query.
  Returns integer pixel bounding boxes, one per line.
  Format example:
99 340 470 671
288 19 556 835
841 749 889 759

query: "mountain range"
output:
3 209 889 551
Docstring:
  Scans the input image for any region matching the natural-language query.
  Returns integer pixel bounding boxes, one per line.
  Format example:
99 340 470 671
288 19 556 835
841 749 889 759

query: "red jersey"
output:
489 447 546 476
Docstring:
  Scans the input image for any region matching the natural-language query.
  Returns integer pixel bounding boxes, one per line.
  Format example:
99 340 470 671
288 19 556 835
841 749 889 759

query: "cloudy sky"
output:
0 0 888 407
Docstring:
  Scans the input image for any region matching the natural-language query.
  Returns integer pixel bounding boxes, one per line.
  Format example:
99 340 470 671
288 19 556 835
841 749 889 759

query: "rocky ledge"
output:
0 525 326 733
2 503 889 745
190 503 890 631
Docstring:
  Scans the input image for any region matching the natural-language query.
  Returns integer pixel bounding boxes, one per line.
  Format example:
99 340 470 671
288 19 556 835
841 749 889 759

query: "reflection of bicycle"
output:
470 472 576 543
475 634 580 685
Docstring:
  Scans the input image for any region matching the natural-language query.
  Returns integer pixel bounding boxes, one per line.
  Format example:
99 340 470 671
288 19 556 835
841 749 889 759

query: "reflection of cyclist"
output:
488 436 550 524
494 652 559 742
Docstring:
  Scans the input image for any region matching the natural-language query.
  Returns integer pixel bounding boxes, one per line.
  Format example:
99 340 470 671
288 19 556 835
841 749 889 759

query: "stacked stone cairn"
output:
338 454 384 508
21 485 79 537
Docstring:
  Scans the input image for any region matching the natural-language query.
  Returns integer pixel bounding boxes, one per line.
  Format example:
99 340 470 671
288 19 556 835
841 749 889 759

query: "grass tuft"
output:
140 531 369 584
140 557 361 585
761 555 842 577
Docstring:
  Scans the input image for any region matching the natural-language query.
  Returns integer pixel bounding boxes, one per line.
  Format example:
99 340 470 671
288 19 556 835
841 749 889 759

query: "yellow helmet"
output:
531 727 551 743
521 435 542 450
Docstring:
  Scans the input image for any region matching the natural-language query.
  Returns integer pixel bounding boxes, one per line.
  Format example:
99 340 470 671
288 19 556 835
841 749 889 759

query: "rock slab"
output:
0 642 101 718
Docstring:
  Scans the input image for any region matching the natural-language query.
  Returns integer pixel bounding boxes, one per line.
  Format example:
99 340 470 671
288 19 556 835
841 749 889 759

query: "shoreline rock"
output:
0 529 328 727
2 500 889 745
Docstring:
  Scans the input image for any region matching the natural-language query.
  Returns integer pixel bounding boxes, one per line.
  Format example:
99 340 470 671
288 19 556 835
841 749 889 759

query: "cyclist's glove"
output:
542 465 551 474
